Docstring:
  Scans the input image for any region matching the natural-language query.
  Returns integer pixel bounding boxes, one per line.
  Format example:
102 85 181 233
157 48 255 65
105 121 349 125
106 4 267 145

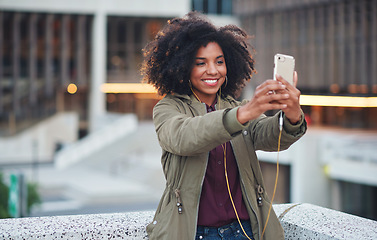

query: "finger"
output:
276 72 300 94
256 80 286 96
268 103 288 111
257 79 281 89
293 71 298 88
275 74 291 86
278 90 300 105
255 98 288 112
273 92 290 100
262 93 290 105
251 90 288 108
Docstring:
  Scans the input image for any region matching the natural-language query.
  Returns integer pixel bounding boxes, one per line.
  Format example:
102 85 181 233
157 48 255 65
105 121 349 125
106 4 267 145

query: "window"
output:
339 180 377 221
192 0 233 15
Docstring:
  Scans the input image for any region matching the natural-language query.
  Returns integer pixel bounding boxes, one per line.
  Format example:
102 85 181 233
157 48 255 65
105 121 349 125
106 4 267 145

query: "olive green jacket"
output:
147 93 306 240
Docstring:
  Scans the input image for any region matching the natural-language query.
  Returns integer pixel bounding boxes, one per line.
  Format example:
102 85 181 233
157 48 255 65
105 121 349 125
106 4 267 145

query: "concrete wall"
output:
0 112 78 165
257 127 377 211
1 203 376 239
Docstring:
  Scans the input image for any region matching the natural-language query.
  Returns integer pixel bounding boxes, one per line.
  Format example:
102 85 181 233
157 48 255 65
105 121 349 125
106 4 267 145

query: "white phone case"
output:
273 54 295 85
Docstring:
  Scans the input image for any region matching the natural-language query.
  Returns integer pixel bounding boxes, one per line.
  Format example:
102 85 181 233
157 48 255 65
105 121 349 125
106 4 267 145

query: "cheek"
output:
220 66 227 76
190 67 204 79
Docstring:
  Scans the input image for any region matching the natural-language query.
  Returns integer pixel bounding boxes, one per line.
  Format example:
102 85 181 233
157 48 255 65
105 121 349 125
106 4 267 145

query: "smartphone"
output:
273 53 295 85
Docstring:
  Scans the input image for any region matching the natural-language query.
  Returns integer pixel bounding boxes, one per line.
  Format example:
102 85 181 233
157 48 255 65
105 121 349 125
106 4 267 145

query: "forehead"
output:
196 42 224 57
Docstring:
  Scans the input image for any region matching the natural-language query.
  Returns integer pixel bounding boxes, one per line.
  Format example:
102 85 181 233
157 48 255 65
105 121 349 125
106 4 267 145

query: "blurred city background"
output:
0 0 376 222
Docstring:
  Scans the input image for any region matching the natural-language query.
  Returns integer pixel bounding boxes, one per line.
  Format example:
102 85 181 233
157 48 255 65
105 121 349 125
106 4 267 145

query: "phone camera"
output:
277 56 285 62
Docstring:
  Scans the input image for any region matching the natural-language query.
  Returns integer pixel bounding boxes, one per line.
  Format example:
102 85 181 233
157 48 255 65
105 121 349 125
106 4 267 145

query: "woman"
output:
141 12 306 240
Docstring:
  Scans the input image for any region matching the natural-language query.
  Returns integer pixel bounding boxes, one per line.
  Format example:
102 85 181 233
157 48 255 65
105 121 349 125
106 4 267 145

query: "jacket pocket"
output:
147 200 174 239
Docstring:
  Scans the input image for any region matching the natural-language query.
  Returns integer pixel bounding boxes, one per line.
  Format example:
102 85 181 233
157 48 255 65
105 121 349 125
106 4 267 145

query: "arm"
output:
251 111 306 152
237 71 302 125
239 71 306 151
153 96 245 156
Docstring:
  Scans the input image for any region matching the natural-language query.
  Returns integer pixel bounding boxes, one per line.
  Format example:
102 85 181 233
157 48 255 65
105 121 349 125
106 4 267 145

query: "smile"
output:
202 79 219 86
204 79 217 83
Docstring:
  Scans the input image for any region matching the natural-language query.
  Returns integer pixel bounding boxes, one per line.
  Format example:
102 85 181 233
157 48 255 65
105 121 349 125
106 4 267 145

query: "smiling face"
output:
190 42 227 105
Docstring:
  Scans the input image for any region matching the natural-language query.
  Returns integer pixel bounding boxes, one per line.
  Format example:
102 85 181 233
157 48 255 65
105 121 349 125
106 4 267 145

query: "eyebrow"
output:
195 55 224 60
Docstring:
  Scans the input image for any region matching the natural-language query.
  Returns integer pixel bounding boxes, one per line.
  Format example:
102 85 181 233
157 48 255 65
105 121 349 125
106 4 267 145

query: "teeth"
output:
204 80 217 83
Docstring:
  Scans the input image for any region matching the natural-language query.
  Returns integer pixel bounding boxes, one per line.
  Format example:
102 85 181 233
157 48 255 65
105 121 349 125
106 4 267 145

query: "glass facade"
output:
0 12 92 135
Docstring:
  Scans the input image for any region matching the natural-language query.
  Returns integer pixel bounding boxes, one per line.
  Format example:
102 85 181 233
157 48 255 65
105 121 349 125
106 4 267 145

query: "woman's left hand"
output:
275 71 302 124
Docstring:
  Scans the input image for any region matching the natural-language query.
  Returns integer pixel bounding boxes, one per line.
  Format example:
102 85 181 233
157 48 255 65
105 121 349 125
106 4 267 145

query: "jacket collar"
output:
171 93 195 103
172 92 236 106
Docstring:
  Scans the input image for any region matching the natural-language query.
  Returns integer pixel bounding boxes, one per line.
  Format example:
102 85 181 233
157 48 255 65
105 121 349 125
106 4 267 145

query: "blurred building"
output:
0 0 376 220
0 0 236 137
234 0 377 221
235 0 377 129
0 0 186 137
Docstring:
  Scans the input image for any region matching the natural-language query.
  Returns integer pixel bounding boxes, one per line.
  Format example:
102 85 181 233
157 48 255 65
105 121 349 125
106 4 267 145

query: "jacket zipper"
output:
193 102 209 240
218 99 262 237
230 140 262 240
193 152 209 240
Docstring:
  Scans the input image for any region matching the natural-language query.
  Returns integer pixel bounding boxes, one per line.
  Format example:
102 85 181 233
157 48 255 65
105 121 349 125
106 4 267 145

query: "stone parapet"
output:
1 203 376 239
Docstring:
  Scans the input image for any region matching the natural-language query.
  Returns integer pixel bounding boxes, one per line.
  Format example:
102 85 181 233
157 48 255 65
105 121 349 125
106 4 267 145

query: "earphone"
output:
260 112 283 239
220 92 283 240
191 81 283 239
218 89 253 240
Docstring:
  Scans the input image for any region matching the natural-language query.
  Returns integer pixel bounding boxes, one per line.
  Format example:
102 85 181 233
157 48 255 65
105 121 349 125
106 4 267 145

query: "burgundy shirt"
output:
197 101 250 227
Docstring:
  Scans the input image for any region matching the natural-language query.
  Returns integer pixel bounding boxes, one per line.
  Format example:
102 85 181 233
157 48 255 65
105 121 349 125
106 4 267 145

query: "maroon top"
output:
197 101 250 227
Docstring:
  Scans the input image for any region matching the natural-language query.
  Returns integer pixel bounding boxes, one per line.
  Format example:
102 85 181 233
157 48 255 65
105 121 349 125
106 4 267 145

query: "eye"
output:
195 62 205 66
217 60 224 65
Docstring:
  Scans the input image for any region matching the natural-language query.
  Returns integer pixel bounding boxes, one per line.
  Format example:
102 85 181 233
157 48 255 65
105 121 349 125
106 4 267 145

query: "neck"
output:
201 96 217 106
191 90 217 106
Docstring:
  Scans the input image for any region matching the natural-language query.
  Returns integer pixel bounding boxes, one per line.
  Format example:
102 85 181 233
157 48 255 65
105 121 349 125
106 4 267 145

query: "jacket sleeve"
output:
153 97 245 156
250 110 307 151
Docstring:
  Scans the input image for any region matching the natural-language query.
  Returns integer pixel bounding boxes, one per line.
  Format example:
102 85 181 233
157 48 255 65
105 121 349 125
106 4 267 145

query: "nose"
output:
206 63 218 75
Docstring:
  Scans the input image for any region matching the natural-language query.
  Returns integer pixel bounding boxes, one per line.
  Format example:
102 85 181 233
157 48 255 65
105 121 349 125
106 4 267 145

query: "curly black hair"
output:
141 11 255 98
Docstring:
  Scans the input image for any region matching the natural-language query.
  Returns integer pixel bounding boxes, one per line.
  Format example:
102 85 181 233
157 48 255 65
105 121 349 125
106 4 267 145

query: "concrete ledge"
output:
275 203 377 239
1 203 376 239
0 211 154 239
